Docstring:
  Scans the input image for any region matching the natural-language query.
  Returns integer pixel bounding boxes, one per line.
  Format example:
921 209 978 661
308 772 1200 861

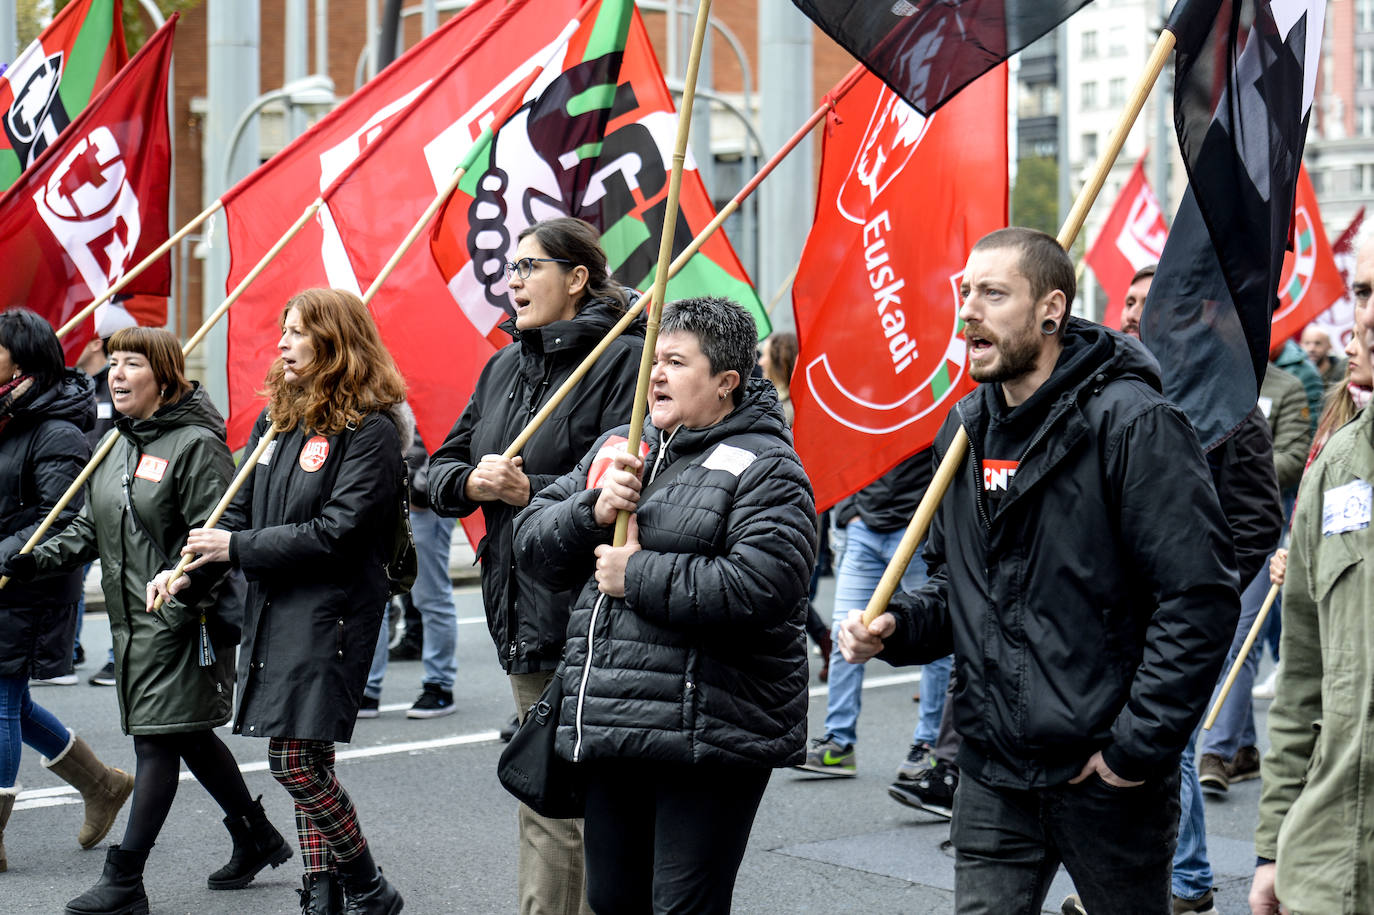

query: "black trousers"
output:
582 759 771 915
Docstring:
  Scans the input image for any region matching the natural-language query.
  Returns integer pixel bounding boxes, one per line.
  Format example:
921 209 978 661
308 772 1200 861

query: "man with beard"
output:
839 228 1241 915
1118 264 1153 340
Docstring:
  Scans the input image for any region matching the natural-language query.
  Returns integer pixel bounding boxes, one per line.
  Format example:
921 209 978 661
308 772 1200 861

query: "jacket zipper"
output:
957 404 992 531
573 426 679 761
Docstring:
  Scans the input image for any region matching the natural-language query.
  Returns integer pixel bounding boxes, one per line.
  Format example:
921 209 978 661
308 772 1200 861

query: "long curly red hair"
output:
264 288 406 435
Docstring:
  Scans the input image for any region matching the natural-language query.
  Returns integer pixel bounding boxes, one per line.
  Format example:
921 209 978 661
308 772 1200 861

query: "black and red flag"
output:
789 0 1090 115
1141 0 1323 451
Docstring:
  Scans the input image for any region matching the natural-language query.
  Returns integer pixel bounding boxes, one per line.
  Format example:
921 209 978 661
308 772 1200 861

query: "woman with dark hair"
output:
428 216 643 915
513 296 818 913
0 309 130 876
758 331 797 426
151 289 409 914
8 328 291 913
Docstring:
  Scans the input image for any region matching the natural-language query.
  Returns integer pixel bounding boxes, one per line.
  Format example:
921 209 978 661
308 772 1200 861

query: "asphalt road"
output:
5 574 1269 914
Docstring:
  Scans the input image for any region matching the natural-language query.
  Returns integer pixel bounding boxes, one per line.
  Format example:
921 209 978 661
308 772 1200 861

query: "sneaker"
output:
895 741 934 782
499 715 519 743
793 735 857 777
88 661 116 687
1252 665 1279 699
1061 895 1087 915
887 757 958 818
1197 752 1229 793
30 673 78 686
1172 888 1218 914
356 695 381 719
406 683 456 719
1227 745 1261 783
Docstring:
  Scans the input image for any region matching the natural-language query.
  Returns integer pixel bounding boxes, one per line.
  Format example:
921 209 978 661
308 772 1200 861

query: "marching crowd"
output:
0 216 1371 915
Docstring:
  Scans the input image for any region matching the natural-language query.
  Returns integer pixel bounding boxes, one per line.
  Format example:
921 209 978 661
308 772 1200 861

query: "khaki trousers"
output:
510 671 592 915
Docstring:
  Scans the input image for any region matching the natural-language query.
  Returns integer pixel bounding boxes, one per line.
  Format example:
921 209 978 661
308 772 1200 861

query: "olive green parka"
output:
31 385 237 735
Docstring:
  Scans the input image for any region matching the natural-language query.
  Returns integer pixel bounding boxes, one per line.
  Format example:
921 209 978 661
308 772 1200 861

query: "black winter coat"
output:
513 379 818 768
0 371 94 679
210 408 406 743
879 320 1240 788
429 298 644 674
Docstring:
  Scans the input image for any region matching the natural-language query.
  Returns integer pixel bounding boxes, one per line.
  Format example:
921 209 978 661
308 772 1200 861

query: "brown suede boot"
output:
0 785 17 872
42 733 134 849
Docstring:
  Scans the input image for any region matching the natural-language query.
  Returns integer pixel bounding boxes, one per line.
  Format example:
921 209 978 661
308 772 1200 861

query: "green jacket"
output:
1257 404 1374 914
32 386 237 736
1260 364 1313 493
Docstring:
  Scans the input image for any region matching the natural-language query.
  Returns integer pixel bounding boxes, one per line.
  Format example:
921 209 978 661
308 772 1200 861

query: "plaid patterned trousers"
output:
268 737 367 872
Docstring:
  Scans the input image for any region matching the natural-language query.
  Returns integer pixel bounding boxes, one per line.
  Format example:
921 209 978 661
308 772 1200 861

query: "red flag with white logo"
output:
1269 165 1345 348
221 0 587 451
1085 156 1167 331
0 15 174 364
790 66 1007 511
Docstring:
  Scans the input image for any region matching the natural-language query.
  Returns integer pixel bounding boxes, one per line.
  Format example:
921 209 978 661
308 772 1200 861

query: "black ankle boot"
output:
298 871 342 914
336 847 403 915
208 795 293 889
64 845 151 915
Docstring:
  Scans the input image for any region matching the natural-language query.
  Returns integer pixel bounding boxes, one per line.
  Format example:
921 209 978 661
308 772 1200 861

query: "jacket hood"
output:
504 291 647 354
13 369 96 433
642 376 789 460
115 382 226 448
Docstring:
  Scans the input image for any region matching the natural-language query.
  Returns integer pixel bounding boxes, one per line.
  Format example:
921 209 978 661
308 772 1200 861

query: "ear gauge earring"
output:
1041 319 1059 336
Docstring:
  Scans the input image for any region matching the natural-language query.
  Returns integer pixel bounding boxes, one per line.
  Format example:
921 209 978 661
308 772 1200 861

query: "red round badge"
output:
299 435 330 472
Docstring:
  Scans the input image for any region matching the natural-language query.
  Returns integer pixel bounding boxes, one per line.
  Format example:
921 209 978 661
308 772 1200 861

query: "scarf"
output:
0 374 34 438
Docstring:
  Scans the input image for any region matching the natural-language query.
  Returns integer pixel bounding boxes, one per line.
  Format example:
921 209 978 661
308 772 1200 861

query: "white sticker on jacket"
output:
96 402 112 419
1322 479 1372 536
703 443 756 477
134 454 168 483
256 439 277 465
1257 395 1273 418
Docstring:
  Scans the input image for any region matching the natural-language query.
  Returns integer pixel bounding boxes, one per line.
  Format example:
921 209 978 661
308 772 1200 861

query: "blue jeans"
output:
1198 566 1270 758
823 520 948 747
1171 726 1213 900
367 508 458 696
0 675 72 786
951 769 1179 914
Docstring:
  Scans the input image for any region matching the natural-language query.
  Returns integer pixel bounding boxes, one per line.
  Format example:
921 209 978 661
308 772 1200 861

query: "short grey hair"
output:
658 296 758 406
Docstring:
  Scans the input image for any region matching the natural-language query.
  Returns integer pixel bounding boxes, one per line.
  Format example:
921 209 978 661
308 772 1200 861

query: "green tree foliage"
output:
1011 155 1059 237
30 0 206 53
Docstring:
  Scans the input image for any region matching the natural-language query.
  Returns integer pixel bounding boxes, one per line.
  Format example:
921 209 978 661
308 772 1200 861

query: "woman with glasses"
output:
429 216 643 915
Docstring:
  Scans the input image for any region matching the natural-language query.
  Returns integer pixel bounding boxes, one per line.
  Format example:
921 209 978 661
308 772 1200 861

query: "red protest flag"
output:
790 66 1008 511
0 0 128 190
1085 156 1167 330
221 0 587 451
1270 165 1345 347
0 14 174 364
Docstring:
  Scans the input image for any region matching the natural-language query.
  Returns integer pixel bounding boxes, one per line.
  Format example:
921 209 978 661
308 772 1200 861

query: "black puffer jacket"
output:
205 408 406 743
878 320 1240 787
513 379 818 768
429 297 644 674
0 371 94 679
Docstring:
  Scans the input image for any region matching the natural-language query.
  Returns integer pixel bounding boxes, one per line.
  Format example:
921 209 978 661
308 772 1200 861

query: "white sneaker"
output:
1253 666 1279 700
30 673 78 686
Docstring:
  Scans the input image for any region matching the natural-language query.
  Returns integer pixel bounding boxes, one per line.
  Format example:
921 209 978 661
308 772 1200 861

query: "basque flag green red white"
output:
0 0 127 190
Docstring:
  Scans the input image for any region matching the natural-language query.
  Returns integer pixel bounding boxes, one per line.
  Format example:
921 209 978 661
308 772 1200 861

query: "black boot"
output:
298 871 343 915
336 847 403 914
207 795 293 889
64 845 150 915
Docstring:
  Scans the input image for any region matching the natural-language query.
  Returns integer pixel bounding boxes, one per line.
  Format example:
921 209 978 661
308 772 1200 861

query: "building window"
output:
1363 48 1374 89
1359 164 1374 195
1081 81 1098 109
1082 30 1098 59
1362 105 1374 137
1108 77 1126 108
1108 26 1127 57
1082 132 1099 162
1361 0 1374 31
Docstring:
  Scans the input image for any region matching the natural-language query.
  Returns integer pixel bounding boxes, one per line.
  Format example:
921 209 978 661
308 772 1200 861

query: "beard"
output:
968 312 1042 384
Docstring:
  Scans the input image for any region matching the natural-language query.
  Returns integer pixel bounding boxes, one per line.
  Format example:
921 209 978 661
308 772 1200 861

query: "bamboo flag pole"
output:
612 0 712 547
1203 582 1279 730
55 199 225 340
860 29 1178 627
502 62 867 460
1 197 324 592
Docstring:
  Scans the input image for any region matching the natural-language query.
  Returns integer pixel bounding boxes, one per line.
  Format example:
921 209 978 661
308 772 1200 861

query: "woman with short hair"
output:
514 296 818 913
12 327 291 914
0 308 130 877
152 288 409 914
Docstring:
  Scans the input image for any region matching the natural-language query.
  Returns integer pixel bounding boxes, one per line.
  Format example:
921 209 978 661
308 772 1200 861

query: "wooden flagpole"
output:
860 29 1178 626
1203 582 1279 730
612 0 712 547
502 62 867 460
55 199 225 340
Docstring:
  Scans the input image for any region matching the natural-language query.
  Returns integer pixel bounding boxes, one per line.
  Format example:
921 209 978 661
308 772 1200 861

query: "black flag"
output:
1142 0 1323 451
789 0 1091 115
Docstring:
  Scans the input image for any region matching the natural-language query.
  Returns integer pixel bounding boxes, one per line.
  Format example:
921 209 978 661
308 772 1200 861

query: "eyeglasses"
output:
504 257 570 280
